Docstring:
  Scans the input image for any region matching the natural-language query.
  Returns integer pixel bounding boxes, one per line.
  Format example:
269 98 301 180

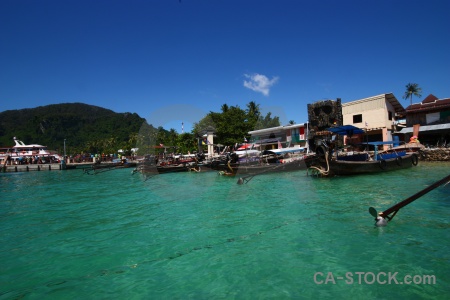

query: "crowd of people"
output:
2 155 60 166
69 153 137 163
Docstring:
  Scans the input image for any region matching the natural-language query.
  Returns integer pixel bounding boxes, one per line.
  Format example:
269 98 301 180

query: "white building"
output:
248 123 308 150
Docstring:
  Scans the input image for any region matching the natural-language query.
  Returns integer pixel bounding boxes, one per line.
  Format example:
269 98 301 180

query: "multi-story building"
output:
399 94 450 147
341 93 406 145
248 123 308 150
247 93 449 151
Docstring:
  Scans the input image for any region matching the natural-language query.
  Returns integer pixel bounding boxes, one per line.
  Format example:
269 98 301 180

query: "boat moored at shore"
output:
0 137 62 166
305 125 419 177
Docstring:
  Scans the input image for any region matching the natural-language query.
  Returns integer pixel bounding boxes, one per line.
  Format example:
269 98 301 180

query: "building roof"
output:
343 93 406 114
407 94 450 113
385 93 407 115
248 123 305 135
422 94 438 104
399 123 450 133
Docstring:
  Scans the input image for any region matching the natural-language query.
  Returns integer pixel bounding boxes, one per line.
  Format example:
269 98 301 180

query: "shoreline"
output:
1 148 448 173
0 161 136 173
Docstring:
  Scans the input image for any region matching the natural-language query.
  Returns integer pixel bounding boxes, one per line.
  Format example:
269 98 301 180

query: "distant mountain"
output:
0 103 150 153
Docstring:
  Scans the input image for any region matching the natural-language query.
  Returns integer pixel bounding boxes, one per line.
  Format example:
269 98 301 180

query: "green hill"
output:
0 103 150 155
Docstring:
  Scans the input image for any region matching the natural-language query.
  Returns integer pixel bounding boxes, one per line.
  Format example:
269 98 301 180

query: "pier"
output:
1 162 96 173
1 161 137 173
1 163 67 173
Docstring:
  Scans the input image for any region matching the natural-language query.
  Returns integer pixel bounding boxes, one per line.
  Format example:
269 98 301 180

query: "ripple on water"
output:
1 163 449 298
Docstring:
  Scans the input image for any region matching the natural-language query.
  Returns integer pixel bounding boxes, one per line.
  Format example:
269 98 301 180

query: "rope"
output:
188 166 201 172
307 152 330 176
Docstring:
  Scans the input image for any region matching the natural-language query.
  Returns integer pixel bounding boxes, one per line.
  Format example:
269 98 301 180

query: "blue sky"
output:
1 0 449 133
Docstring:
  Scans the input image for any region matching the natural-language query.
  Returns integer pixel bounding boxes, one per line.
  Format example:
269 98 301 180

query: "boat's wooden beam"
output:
370 173 450 225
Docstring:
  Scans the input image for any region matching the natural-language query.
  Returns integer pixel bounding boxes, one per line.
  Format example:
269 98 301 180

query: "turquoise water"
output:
1 162 449 299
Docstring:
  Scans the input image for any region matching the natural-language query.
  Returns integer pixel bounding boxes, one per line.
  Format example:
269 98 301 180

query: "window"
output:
388 111 393 121
353 114 362 123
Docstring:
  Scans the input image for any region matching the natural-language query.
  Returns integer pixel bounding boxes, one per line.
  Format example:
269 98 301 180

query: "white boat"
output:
0 137 62 165
264 145 306 155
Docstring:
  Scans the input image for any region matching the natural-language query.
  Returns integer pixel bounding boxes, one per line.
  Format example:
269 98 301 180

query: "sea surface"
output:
1 162 449 299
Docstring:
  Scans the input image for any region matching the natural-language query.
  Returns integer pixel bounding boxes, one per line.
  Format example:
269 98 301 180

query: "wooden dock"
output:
1 161 137 173
1 163 67 173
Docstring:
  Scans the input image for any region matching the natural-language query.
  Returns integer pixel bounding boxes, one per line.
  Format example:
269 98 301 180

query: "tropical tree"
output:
192 114 217 138
221 104 229 113
177 132 196 154
403 83 422 106
254 112 280 130
167 128 178 149
215 105 248 145
193 101 282 146
246 101 260 118
245 101 261 129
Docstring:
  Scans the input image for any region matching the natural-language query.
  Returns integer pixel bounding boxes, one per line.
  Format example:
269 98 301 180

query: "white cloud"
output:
243 73 279 96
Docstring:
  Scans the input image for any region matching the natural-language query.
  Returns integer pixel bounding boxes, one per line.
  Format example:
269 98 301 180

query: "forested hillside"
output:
0 103 149 154
0 101 282 156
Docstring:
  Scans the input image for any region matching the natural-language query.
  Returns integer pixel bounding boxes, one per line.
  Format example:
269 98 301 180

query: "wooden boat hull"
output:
91 162 137 170
214 156 312 176
137 162 200 174
157 165 197 173
306 153 419 176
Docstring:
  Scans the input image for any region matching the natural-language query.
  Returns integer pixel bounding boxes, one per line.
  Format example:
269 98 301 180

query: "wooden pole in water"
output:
379 173 450 220
2 156 8 167
2 155 8 172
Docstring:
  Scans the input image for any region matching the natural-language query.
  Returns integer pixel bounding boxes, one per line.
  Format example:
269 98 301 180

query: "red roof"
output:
407 94 450 113
422 94 438 103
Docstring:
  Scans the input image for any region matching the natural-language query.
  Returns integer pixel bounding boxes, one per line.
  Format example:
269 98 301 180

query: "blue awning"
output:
362 141 397 146
326 125 365 136
253 137 282 144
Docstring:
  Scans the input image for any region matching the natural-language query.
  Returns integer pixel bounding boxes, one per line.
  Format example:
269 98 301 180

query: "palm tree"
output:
221 104 229 113
402 83 422 106
246 101 260 118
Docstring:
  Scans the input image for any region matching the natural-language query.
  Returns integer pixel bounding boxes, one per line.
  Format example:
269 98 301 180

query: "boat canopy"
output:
364 141 399 146
264 147 305 155
234 149 260 157
326 125 365 136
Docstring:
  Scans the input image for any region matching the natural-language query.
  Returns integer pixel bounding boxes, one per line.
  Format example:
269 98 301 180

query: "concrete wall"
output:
342 94 394 130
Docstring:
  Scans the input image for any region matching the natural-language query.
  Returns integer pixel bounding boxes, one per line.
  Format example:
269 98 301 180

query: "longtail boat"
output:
305 125 419 177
